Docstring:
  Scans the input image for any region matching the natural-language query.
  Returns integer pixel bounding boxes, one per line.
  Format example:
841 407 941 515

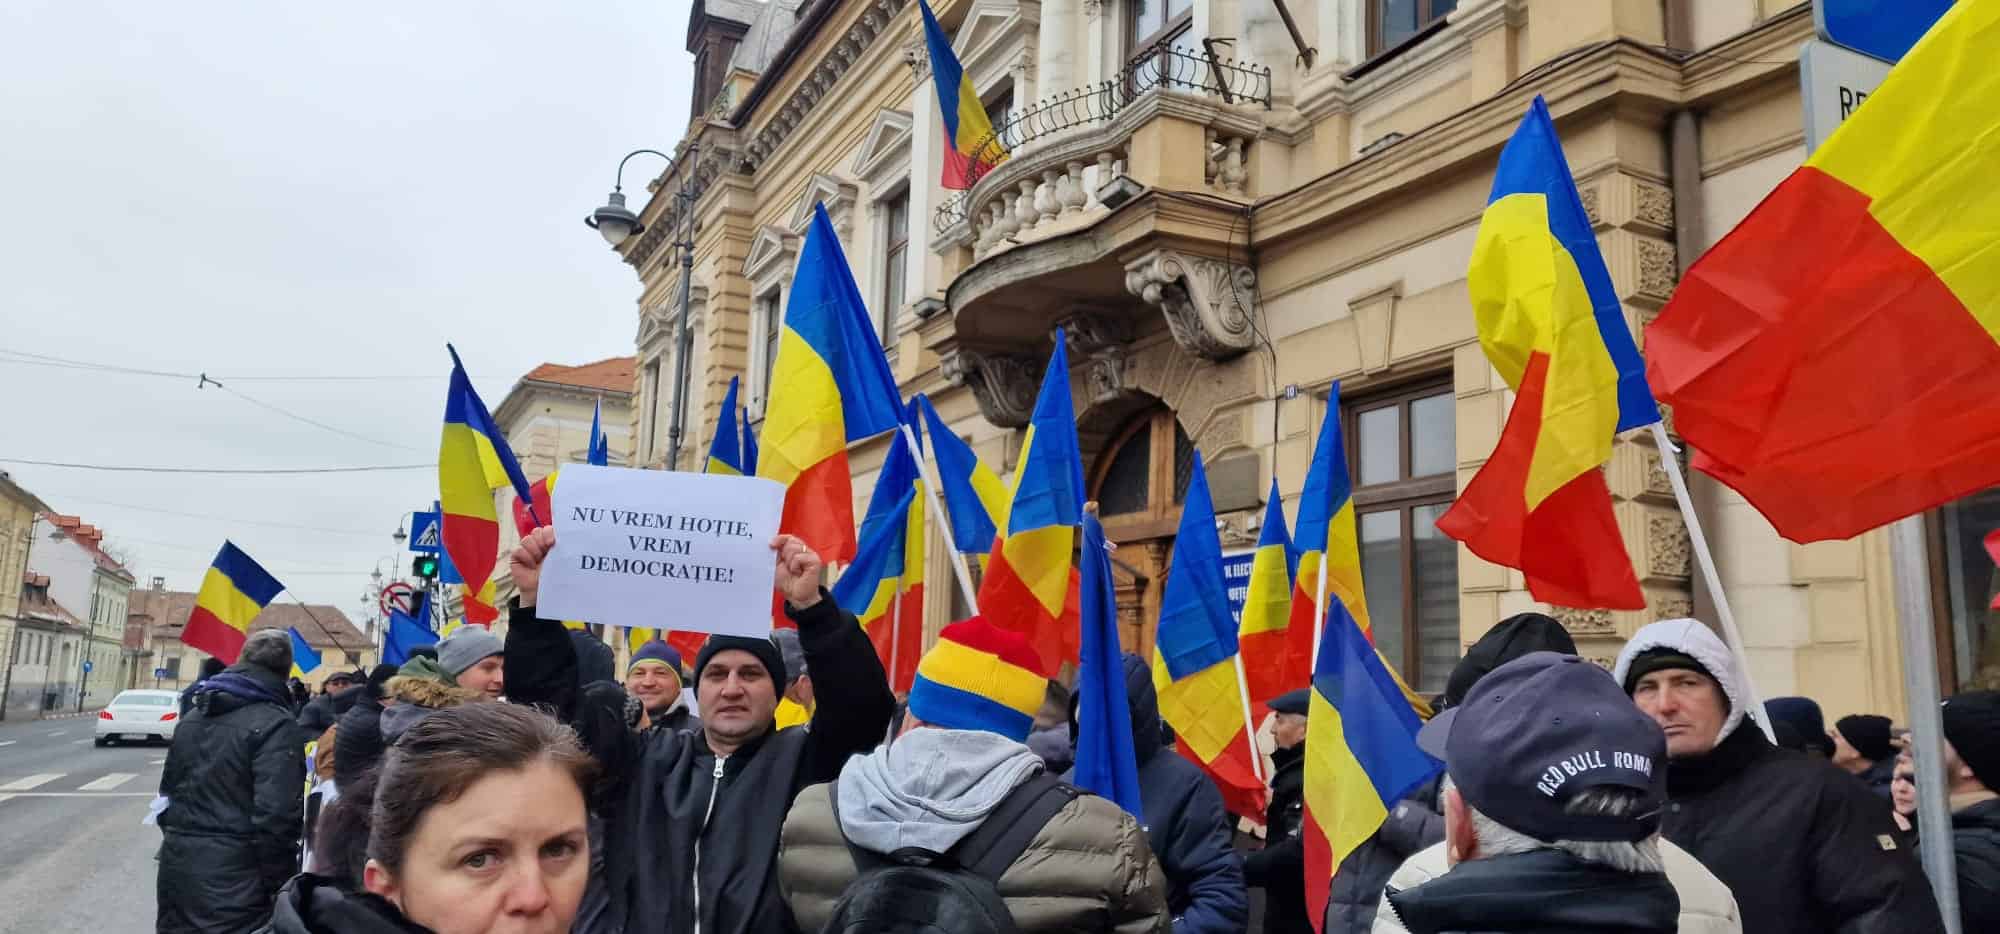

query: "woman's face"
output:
364 761 588 934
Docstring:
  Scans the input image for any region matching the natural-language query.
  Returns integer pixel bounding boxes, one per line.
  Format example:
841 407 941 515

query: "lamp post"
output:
586 145 703 470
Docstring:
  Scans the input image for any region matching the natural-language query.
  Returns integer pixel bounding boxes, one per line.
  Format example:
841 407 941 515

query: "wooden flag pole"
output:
901 421 981 615
1647 423 1776 744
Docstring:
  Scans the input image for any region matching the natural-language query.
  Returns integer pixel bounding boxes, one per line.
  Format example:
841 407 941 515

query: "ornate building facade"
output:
607 0 1998 719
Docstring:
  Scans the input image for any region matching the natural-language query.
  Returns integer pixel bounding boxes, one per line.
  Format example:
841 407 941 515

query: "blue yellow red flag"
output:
1237 480 1296 713
918 0 1009 189
831 485 923 693
916 393 1006 557
755 204 904 563
286 627 322 679
440 345 538 625
183 541 285 664
975 334 1084 676
1302 602 1442 933
1073 508 1144 818
1435 97 1649 610
1153 454 1267 820
587 397 610 466
707 376 753 476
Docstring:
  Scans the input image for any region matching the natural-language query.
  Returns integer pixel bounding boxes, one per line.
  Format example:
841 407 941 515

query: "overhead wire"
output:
0 457 430 475
28 492 387 539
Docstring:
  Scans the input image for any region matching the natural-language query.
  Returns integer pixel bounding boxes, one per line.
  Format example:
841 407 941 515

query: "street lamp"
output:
584 145 705 469
584 149 673 248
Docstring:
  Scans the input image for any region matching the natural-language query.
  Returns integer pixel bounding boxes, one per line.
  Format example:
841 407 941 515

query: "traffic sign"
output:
1815 0 1952 64
409 509 442 554
81 660 93 674
153 667 168 680
380 581 418 617
1800 39 1892 153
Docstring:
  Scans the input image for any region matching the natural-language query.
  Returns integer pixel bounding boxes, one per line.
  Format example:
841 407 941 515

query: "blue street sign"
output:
1220 550 1257 625
153 667 168 679
1815 0 1953 64
81 660 93 674
409 509 442 554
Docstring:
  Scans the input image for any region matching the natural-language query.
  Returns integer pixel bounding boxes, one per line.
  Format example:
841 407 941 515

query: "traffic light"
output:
412 554 440 580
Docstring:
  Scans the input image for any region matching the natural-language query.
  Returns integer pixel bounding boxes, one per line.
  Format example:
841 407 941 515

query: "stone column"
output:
1037 0 1075 103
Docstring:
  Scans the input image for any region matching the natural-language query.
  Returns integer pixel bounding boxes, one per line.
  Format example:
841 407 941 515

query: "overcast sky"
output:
1 1 694 625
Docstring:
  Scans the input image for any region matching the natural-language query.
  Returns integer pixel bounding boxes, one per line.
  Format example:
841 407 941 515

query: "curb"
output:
31 708 107 721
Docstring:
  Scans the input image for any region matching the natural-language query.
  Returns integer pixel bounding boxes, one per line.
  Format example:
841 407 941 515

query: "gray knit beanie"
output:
238 629 293 678
437 628 504 678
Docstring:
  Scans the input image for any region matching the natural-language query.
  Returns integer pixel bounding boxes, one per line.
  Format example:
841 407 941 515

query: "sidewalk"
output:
30 707 106 721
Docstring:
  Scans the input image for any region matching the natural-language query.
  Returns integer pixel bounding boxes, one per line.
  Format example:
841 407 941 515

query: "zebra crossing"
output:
0 769 150 801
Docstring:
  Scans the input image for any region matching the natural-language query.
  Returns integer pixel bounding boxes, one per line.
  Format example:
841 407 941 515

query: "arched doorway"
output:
1089 405 1193 659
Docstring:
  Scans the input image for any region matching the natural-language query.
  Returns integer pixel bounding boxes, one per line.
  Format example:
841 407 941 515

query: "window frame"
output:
1366 0 1456 60
1089 407 1189 544
1342 377 1458 691
878 186 910 344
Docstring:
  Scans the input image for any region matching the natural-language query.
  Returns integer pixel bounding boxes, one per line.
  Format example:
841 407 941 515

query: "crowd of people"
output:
149 530 1999 933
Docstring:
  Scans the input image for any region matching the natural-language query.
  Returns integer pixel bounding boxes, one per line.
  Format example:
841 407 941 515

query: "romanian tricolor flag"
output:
1302 602 1443 933
756 204 904 563
916 393 1006 560
287 627 322 679
706 376 754 476
1153 453 1267 820
833 487 923 693
627 626 706 666
1435 97 1651 610
441 345 539 626
976 335 1084 677
1285 389 1370 693
1236 480 1296 715
1648 4 2000 543
183 541 284 664
918 0 1009 189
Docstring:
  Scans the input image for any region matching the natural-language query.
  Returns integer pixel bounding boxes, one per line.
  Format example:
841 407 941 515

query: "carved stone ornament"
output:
1083 0 1105 20
940 347 1045 429
1579 186 1602 227
1550 606 1616 636
1123 250 1257 361
903 37 931 80
1652 595 1694 622
1056 312 1133 404
1646 514 1693 580
1634 181 1674 229
1636 238 1679 300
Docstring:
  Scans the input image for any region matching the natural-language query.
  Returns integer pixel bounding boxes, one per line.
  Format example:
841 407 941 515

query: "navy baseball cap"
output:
1417 652 1665 843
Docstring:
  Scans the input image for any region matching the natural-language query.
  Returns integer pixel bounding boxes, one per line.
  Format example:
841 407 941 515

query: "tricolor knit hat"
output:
908 618 1045 742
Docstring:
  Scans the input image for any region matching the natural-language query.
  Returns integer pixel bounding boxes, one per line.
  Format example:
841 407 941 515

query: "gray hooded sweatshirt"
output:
835 727 1045 855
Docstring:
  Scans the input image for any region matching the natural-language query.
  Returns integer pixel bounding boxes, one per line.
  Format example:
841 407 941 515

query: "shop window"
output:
1941 486 2000 690
1347 380 1459 694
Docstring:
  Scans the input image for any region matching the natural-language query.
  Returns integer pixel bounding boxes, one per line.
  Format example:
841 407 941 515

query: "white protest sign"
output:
536 464 786 637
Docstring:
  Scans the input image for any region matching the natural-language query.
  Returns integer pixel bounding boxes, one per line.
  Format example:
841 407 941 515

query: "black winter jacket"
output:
329 701 382 791
256 875 425 934
296 684 368 735
1381 848 1679 933
158 665 307 934
1065 653 1247 934
1949 796 2000 933
1244 742 1308 934
503 594 895 934
1662 723 1944 934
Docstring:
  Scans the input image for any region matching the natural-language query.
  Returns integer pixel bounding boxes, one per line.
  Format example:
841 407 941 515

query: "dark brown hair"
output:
364 702 596 874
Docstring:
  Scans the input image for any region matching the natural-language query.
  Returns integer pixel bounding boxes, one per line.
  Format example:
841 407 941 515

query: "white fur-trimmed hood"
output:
1613 618 1747 742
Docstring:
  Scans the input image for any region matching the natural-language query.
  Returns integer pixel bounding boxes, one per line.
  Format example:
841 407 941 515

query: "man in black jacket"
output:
503 527 895 934
178 656 226 717
157 629 306 934
1940 690 2000 932
1245 688 1311 934
1614 618 1945 934
1065 653 1247 932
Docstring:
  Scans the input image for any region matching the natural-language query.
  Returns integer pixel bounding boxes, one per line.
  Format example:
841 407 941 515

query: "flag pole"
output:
1309 558 1330 673
901 421 981 614
1647 423 1775 744
1231 654 1266 783
1888 514 1962 931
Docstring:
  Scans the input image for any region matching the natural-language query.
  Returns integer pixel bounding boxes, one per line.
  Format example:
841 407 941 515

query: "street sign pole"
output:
1890 516 1963 934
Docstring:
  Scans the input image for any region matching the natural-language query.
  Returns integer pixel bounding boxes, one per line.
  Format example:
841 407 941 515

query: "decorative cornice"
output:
939 346 1044 428
1056 309 1133 405
1123 249 1257 361
741 0 911 178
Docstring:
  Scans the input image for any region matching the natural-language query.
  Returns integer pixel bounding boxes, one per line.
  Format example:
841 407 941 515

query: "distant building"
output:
127 584 374 693
0 470 52 720
24 513 135 711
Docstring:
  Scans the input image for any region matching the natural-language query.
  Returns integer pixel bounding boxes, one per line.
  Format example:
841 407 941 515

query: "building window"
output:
1346 380 1458 695
757 289 785 412
641 360 662 462
1940 486 2000 691
880 188 909 343
164 655 181 680
1091 407 1192 538
1370 0 1458 57
1127 0 1193 58
690 47 711 120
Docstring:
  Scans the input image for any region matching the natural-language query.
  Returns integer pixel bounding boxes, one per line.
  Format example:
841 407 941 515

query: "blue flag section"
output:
1072 510 1144 818
287 627 322 676
588 397 610 466
384 591 438 667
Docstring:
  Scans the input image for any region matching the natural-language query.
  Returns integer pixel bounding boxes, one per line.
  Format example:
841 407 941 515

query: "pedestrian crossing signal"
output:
412 555 440 580
411 518 441 551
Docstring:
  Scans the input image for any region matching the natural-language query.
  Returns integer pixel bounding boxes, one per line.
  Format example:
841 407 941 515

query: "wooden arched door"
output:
1089 407 1193 659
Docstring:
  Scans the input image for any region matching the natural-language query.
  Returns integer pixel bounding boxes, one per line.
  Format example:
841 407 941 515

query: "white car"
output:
96 689 182 746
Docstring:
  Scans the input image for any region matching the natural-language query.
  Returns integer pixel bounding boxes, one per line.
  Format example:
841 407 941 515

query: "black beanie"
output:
1442 612 1579 708
1942 691 2000 789
367 663 399 689
694 634 785 688
1836 714 1896 762
1620 647 1723 705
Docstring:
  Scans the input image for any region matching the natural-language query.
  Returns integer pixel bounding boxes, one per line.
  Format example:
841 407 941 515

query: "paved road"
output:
0 715 162 934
